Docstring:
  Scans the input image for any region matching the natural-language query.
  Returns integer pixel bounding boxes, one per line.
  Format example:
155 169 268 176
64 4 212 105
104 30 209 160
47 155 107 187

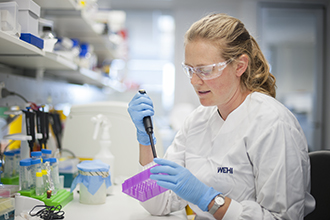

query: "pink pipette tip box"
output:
122 164 168 202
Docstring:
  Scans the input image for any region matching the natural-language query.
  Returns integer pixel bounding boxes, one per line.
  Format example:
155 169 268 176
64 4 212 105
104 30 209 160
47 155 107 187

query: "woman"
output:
128 13 315 220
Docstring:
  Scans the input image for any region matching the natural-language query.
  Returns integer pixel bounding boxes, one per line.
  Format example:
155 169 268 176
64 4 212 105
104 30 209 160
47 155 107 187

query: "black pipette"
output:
139 89 157 158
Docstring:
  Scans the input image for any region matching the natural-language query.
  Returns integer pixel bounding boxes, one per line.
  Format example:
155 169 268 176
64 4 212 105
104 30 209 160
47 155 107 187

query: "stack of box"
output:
0 0 43 49
0 1 21 37
16 0 43 49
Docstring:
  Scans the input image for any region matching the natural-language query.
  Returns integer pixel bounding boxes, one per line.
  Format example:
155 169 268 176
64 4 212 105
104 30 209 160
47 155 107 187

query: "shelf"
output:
0 31 78 70
46 67 104 86
45 67 126 91
44 10 116 63
0 31 43 56
33 0 80 10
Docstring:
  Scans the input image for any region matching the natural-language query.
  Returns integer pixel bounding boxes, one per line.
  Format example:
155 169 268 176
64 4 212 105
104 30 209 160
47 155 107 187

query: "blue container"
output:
20 33 44 49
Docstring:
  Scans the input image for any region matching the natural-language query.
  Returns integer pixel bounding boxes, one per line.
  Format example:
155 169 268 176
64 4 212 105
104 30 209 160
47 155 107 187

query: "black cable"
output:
29 205 65 220
1 88 28 103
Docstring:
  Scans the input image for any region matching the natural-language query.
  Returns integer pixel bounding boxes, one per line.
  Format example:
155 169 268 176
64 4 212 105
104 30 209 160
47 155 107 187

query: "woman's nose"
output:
190 72 203 85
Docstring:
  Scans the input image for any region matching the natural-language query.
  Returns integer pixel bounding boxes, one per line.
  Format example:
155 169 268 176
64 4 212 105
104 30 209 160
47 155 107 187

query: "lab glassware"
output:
19 158 32 191
35 172 44 196
3 151 15 178
49 157 60 195
31 158 41 189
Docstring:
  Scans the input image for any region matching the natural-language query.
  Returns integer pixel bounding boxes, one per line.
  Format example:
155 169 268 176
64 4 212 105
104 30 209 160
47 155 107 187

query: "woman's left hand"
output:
150 158 220 211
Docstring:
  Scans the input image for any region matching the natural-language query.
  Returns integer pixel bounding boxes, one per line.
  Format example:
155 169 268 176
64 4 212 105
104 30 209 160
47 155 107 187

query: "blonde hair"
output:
184 13 276 98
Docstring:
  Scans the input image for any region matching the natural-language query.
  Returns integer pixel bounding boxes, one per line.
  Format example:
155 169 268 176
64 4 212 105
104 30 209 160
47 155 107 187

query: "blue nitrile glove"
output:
150 158 220 212
128 91 156 145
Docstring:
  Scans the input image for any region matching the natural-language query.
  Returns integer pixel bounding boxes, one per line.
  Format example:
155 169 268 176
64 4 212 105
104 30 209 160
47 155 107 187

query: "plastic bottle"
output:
31 151 42 160
41 149 52 160
0 160 2 184
41 169 48 191
35 172 44 196
19 158 32 191
49 157 60 195
14 149 20 176
41 26 56 39
31 158 42 189
3 151 15 178
92 114 115 194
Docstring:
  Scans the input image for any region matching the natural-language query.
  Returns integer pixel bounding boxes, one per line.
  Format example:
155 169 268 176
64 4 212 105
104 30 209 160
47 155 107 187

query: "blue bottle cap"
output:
31 158 41 165
31 151 42 157
49 158 57 164
20 158 32 166
43 158 50 163
41 149 52 155
4 151 15 156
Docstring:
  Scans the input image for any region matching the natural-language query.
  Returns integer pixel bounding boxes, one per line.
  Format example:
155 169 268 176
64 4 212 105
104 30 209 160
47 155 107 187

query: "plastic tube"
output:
35 172 44 196
41 149 52 160
49 158 60 195
19 158 32 191
31 158 41 189
31 151 42 160
4 151 15 178
14 149 20 176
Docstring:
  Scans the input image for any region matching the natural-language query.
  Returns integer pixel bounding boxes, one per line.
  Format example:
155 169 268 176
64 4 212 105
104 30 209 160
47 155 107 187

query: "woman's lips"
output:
198 90 211 95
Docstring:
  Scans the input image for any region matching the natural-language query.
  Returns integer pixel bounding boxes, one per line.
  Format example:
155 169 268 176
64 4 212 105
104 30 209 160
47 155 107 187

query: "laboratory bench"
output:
63 184 187 220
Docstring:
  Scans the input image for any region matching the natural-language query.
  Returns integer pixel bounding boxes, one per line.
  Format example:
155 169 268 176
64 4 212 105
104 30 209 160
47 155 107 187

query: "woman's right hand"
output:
127 91 156 145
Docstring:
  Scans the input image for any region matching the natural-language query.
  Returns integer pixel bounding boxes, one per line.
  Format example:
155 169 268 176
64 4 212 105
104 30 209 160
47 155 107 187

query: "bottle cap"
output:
31 158 41 165
20 158 32 166
41 149 52 155
49 158 57 164
31 151 42 157
4 151 15 156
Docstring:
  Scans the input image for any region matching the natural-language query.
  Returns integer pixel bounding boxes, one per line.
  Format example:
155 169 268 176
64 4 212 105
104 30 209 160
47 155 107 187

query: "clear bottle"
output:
31 158 42 189
41 149 52 161
41 26 56 39
31 151 42 160
0 160 2 183
19 158 32 191
41 169 48 191
35 172 44 196
14 149 20 176
3 151 15 178
49 157 60 195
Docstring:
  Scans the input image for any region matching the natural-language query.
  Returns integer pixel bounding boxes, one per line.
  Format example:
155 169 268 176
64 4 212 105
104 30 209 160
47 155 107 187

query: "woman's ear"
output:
235 54 249 77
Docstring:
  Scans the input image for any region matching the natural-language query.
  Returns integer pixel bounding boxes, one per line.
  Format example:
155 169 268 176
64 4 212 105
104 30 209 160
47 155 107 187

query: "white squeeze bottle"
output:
92 114 115 195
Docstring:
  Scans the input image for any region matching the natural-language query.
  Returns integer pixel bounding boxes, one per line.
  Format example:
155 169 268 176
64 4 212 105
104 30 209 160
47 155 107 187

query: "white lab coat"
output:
141 92 315 220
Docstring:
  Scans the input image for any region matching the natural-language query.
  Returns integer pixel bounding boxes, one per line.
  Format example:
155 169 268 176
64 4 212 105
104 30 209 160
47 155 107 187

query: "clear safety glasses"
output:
181 59 233 80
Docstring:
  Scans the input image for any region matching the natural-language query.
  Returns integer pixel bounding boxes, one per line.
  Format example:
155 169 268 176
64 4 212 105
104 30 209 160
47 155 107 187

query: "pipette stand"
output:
19 188 73 207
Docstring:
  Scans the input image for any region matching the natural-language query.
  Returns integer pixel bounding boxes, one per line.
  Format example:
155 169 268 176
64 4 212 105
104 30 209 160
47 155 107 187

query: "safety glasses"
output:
181 59 233 80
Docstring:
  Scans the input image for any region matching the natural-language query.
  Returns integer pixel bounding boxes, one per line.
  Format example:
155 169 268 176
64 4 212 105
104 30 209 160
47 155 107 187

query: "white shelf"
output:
33 0 80 10
46 12 116 62
0 31 78 70
0 31 43 56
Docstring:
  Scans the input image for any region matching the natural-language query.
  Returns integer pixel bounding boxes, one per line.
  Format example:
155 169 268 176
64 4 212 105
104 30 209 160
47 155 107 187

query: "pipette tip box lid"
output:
122 164 168 202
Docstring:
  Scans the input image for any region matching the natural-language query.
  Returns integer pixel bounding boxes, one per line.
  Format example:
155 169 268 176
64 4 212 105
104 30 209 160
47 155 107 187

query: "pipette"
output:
139 89 157 158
